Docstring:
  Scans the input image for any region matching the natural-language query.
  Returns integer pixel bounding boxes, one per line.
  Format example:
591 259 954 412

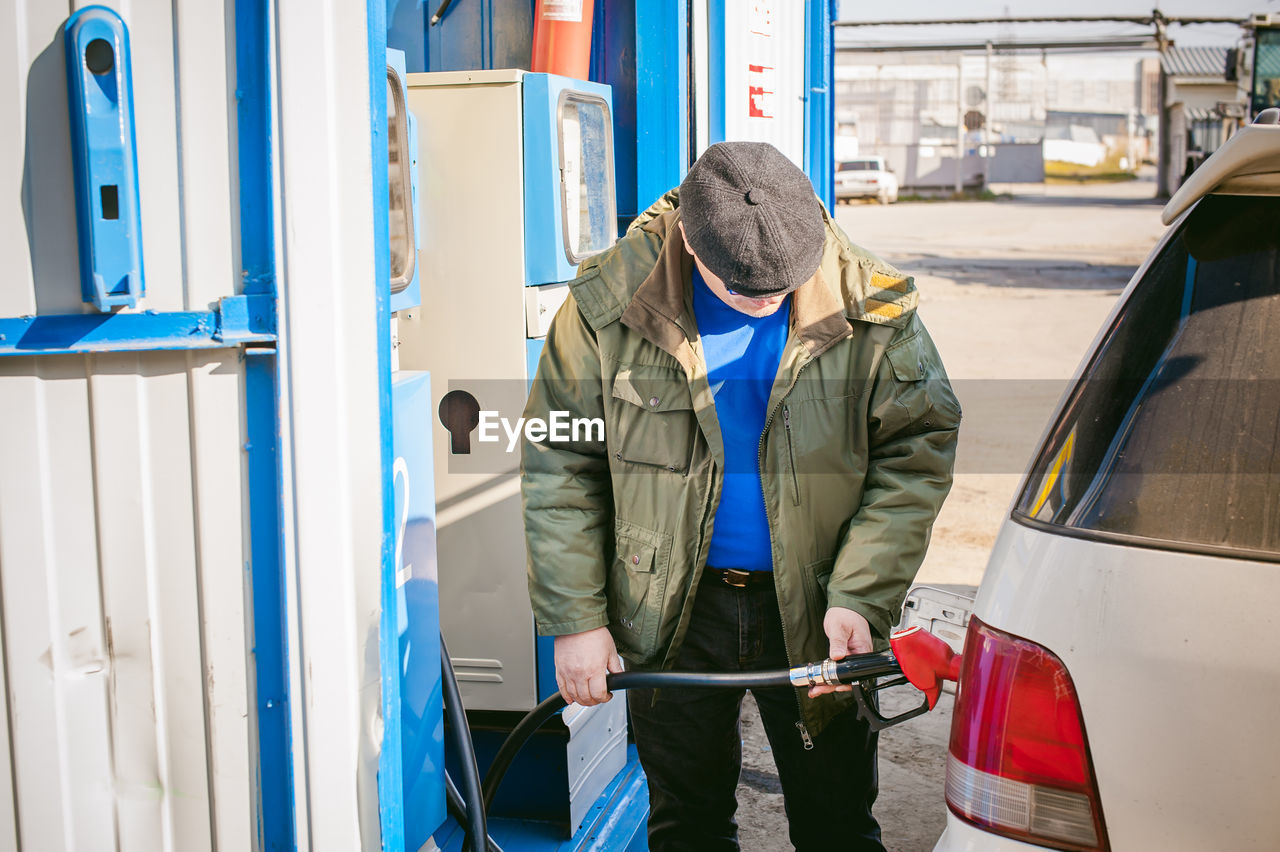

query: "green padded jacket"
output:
521 190 961 737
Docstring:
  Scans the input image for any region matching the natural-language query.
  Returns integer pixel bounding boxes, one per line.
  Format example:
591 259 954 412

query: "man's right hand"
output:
555 627 623 706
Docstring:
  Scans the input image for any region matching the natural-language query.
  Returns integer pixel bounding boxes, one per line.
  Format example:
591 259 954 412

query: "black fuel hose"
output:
441 638 489 852
480 653 902 813
444 772 504 852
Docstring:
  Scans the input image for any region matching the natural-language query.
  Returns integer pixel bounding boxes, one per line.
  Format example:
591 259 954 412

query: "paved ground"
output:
734 174 1168 851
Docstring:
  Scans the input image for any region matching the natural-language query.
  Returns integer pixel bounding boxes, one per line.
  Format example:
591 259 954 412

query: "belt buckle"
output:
722 569 751 588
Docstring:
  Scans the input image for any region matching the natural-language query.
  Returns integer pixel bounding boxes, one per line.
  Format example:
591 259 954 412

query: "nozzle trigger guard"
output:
850 678 930 732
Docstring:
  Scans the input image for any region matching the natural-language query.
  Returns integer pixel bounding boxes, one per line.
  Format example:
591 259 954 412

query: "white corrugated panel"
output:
0 351 254 851
0 0 239 317
722 0 806 166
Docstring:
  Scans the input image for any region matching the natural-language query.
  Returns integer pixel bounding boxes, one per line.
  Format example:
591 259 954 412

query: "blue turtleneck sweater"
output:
691 266 792 572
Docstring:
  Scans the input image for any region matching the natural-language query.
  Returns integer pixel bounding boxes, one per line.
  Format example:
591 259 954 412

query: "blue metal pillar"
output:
244 348 291 851
590 0 638 229
707 0 725 147
234 1 293 849
804 0 835 209
635 2 689 208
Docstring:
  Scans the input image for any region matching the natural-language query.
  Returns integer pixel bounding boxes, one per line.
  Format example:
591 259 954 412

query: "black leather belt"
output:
703 567 774 588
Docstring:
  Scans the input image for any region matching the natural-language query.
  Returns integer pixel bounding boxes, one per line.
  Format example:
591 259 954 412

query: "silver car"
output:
935 111 1280 850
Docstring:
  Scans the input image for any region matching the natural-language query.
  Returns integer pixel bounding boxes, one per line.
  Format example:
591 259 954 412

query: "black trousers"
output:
629 573 884 852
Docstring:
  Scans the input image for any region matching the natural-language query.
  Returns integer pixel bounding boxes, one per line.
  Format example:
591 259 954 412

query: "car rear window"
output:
839 160 877 171
1014 193 1280 560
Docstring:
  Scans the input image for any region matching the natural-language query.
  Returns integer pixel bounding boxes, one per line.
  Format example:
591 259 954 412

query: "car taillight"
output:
946 618 1108 851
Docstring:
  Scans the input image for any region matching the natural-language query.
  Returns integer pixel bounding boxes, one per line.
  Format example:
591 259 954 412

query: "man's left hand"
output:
809 607 874 697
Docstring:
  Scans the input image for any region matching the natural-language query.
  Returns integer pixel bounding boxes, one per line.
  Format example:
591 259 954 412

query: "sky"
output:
834 1 1274 49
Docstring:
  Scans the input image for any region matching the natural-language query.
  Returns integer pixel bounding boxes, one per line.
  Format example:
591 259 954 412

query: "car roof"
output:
1162 109 1280 225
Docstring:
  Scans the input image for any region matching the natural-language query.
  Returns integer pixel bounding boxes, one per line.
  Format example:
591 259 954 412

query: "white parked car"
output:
935 110 1280 851
835 155 899 204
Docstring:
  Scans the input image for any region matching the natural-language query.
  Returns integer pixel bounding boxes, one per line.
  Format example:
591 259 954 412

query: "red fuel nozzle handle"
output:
889 625 963 709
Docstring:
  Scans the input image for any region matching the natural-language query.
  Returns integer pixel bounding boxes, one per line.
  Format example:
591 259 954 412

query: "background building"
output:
836 40 1249 194
834 52 1048 190
1159 46 1248 195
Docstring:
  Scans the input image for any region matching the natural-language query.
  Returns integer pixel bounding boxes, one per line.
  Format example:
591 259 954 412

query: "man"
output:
521 141 959 851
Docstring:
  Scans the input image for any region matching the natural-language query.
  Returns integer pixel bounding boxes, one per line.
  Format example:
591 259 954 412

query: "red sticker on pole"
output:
748 64 775 119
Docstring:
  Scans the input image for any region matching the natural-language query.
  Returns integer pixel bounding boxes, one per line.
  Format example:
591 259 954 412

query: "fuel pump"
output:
396 69 630 839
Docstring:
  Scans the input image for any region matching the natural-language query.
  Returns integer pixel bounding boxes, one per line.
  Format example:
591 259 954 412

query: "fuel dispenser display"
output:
396 69 626 837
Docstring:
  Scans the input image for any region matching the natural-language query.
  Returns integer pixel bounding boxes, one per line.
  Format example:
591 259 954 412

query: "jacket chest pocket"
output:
608 365 696 473
607 520 670 662
780 392 861 471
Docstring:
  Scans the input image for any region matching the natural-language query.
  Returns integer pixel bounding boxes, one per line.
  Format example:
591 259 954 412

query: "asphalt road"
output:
734 174 1169 851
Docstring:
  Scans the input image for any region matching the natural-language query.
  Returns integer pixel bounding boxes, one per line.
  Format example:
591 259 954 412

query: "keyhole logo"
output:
438 390 481 454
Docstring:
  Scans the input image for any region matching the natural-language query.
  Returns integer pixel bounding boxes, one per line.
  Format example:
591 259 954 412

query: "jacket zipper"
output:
662 458 719 671
758 358 814 748
614 451 686 474
782 405 800 506
693 460 718 585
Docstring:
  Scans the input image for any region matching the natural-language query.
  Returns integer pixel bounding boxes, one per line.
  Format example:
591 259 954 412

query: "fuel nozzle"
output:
888 625 963 710
786 626 964 731
787 653 900 689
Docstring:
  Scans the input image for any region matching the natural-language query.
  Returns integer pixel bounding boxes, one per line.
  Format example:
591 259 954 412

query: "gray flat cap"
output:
679 141 825 298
